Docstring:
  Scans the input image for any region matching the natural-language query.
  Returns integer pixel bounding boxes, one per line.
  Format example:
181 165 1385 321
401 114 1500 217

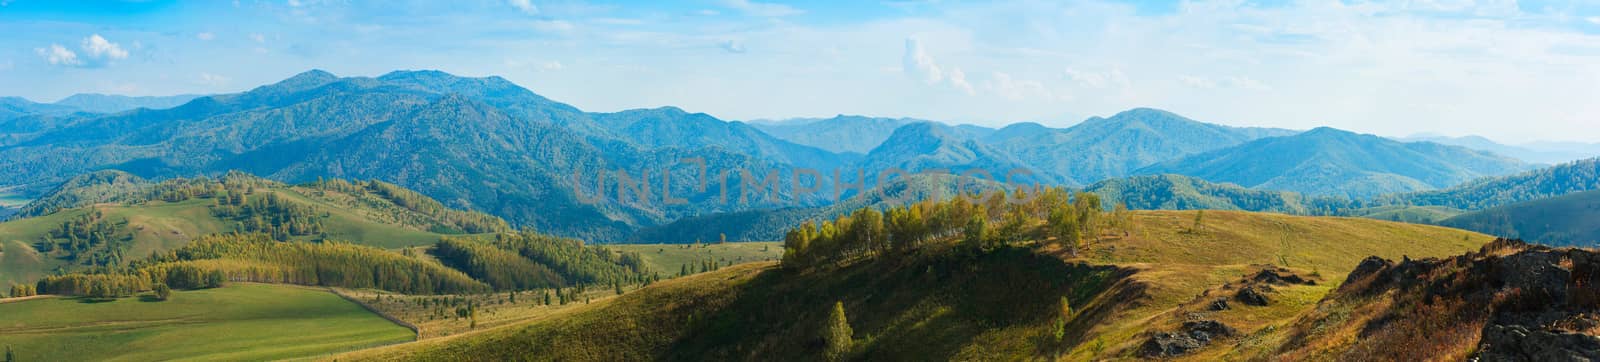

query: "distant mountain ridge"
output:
1137 127 1535 198
984 108 1297 185
53 93 205 113
1398 134 1596 165
0 68 1579 243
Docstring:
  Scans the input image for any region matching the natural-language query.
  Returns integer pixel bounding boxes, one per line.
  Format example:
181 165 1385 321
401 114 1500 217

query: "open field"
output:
608 241 782 275
0 283 413 361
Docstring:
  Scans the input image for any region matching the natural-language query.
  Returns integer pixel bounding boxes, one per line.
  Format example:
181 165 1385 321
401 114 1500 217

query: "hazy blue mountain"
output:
1136 127 1535 198
1399 134 1583 164
592 107 852 170
0 96 82 119
1439 188 1600 247
750 115 917 154
1085 174 1356 215
52 93 205 113
855 122 1051 185
984 108 1297 185
751 115 994 155
0 70 829 242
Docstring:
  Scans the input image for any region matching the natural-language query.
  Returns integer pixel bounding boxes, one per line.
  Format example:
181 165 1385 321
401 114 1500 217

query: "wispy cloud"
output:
508 0 538 15
721 0 802 17
902 37 972 95
197 32 216 41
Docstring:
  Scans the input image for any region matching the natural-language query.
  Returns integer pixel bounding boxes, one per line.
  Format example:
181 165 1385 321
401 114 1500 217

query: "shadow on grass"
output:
667 245 1137 360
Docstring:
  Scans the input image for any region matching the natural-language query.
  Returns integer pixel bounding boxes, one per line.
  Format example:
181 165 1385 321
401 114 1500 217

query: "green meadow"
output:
0 283 413 361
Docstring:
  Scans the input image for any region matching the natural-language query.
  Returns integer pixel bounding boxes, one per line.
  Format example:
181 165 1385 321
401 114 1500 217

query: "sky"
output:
1 0 1599 143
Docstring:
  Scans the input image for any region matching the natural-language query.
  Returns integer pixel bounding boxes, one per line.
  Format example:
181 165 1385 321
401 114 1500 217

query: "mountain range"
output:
1136 127 1535 198
0 69 1587 242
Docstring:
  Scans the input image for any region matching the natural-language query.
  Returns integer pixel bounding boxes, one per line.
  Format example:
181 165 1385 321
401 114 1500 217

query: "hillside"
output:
1137 127 1533 198
1264 239 1600 360
749 115 917 154
1394 157 1600 210
52 93 204 114
0 70 835 242
1085 174 1357 215
856 122 1049 184
985 108 1296 185
0 171 511 287
1400 134 1586 164
345 206 1493 361
0 283 414 361
1439 189 1600 247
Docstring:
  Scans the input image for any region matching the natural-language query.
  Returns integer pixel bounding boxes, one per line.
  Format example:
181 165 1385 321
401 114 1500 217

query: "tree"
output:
824 301 853 361
153 283 172 301
1054 296 1074 342
962 214 988 255
1048 206 1081 254
204 270 227 288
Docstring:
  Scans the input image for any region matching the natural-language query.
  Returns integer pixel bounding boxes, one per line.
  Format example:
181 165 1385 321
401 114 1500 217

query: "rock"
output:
1478 324 1600 361
1207 298 1230 311
1138 320 1237 358
1345 256 1393 286
1252 269 1313 285
1235 286 1271 306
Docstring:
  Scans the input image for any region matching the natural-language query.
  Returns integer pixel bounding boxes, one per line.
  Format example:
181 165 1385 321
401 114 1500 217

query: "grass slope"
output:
0 185 486 287
1439 188 1600 247
608 241 782 275
0 283 413 361
343 210 1493 360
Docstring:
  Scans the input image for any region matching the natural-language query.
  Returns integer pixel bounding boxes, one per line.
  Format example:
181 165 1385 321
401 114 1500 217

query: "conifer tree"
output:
825 301 853 361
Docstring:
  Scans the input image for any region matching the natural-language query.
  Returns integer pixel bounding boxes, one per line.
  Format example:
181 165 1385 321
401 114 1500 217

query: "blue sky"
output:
2 0 1599 143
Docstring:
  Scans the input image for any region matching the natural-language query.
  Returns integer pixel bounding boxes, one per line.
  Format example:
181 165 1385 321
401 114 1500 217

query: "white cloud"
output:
250 33 266 43
541 61 564 71
1588 17 1600 25
903 38 943 84
197 32 216 41
198 72 231 86
286 0 302 7
1178 75 1270 91
948 68 974 95
720 40 747 53
0 60 14 71
721 0 802 17
984 72 1054 101
697 9 720 16
82 34 128 60
36 44 81 66
508 0 538 15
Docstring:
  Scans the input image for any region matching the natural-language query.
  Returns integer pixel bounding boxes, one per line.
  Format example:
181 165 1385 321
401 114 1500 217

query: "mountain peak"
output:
378 69 454 81
258 69 341 94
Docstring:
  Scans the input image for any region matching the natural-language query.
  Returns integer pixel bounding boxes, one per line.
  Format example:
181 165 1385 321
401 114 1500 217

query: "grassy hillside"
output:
345 209 1493 360
0 172 508 287
0 283 413 361
609 241 781 275
1439 188 1600 247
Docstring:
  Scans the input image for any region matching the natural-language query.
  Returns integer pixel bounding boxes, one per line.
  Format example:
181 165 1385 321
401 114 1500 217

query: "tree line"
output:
782 188 1130 269
36 233 492 297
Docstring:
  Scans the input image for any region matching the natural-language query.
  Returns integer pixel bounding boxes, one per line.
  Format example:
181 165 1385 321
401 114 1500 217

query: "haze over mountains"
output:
1 69 1595 243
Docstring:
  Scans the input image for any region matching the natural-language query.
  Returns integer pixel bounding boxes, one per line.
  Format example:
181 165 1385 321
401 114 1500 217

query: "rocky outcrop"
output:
1478 324 1600 361
1138 320 1238 358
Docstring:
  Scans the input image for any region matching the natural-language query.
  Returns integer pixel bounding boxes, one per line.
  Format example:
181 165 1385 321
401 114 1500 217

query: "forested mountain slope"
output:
1136 127 1533 198
985 108 1295 185
0 70 833 241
